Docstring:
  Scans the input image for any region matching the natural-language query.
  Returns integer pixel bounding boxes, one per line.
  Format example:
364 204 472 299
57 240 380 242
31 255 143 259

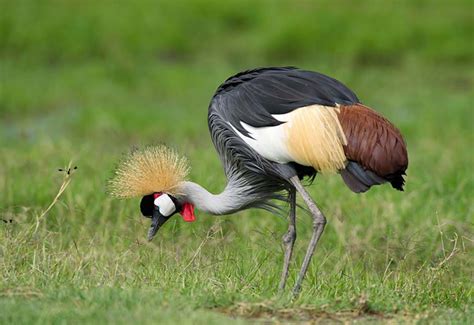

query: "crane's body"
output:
110 67 408 294
207 67 406 207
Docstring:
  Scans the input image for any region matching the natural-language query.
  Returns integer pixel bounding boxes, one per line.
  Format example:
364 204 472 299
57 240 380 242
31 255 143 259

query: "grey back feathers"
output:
213 67 359 137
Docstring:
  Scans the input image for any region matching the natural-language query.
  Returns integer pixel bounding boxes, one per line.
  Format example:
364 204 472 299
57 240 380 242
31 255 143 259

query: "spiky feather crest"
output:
109 145 190 198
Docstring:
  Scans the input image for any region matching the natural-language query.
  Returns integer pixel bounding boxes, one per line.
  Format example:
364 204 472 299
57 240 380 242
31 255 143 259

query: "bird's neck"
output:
179 181 249 215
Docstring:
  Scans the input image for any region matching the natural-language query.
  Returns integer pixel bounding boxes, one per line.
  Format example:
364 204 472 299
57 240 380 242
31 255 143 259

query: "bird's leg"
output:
278 187 297 291
289 176 327 296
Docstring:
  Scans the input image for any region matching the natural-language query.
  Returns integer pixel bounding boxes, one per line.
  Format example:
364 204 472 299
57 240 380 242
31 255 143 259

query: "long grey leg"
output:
289 176 327 295
279 187 297 291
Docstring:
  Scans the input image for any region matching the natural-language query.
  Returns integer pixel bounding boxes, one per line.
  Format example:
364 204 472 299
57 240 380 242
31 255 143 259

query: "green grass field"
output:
1 1 473 323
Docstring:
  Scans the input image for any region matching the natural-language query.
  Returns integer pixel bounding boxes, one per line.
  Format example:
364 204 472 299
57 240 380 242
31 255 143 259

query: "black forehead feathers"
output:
140 194 155 216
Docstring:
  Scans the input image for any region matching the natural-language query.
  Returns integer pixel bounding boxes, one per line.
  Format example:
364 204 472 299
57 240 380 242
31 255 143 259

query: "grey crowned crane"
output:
110 67 408 294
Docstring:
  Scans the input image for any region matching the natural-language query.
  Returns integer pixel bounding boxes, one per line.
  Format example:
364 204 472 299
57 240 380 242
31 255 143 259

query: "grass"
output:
1 0 473 323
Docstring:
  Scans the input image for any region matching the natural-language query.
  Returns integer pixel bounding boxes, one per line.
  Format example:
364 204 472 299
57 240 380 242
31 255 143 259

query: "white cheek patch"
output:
154 194 176 217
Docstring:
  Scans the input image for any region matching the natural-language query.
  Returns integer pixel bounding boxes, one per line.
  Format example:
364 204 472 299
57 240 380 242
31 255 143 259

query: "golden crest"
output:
108 145 189 198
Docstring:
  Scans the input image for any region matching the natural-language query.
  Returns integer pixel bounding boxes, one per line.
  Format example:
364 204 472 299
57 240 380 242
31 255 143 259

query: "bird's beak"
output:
147 207 169 241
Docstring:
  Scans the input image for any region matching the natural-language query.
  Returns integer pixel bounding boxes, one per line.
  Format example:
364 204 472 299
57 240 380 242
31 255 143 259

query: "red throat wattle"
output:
180 202 196 222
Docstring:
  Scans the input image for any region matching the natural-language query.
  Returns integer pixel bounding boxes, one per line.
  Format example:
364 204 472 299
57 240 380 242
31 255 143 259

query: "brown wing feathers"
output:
337 104 408 191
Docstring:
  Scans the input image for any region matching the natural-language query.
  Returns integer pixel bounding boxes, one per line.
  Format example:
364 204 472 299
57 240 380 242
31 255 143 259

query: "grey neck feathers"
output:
179 181 254 215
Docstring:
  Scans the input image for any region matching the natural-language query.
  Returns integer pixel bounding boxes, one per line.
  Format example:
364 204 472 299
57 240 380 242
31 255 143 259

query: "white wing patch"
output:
229 120 293 164
230 104 348 173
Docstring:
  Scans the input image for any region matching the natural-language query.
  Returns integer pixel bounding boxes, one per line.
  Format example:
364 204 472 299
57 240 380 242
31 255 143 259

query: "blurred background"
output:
1 0 472 200
0 0 472 322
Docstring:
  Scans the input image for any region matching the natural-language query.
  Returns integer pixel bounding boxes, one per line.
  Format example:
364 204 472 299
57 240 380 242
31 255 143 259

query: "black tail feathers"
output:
341 161 405 193
385 173 406 191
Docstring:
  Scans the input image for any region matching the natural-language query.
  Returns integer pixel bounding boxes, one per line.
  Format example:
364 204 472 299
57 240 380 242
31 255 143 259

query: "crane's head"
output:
140 192 195 240
108 145 193 241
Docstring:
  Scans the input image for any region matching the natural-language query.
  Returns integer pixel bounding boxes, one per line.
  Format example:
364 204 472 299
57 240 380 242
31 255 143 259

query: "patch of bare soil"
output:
215 302 410 324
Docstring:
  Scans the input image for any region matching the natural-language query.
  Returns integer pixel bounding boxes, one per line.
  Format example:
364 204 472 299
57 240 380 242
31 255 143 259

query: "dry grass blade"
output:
33 161 77 234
